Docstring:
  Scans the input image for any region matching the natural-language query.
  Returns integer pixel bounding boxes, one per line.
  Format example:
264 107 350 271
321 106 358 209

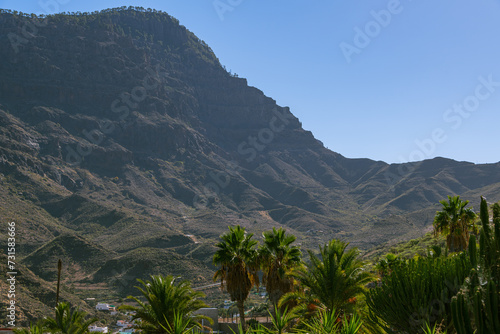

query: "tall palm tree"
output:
433 195 477 252
283 239 372 315
124 275 210 334
213 225 259 328
43 302 97 334
259 227 302 309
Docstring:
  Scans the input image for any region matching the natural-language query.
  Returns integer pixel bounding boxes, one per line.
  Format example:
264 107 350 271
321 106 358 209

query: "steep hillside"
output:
23 233 115 281
1 7 500 323
0 250 96 326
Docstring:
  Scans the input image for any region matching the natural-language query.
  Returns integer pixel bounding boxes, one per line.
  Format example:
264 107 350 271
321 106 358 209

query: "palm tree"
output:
375 253 402 278
43 302 97 334
433 195 477 252
124 275 210 334
259 227 302 309
213 225 259 328
284 239 372 315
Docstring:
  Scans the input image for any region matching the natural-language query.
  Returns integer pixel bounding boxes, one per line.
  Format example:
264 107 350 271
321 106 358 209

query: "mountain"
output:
0 250 95 326
1 6 500 323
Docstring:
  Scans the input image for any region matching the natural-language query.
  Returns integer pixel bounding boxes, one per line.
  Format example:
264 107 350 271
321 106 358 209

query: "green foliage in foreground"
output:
283 239 372 315
451 197 500 334
298 308 363 334
14 197 500 334
366 197 500 334
213 225 260 328
42 302 97 334
12 302 100 334
123 275 211 334
13 322 46 334
258 306 298 334
259 227 302 309
365 250 472 333
227 307 362 334
433 195 477 253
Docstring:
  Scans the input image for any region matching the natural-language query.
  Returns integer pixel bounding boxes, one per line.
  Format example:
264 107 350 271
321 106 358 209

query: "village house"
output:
95 303 116 312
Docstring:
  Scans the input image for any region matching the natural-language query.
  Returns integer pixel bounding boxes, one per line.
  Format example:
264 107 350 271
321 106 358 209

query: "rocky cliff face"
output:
1 6 500 323
2 6 500 247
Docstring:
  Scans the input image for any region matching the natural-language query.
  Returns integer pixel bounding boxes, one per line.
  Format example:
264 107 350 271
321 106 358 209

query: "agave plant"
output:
422 321 446 334
256 306 298 334
229 322 254 334
297 308 362 334
160 311 198 334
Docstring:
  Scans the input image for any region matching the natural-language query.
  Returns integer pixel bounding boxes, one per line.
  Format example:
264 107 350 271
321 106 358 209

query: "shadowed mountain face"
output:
0 6 500 322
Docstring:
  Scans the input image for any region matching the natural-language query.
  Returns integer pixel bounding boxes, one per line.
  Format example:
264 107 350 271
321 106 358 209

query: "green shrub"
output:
366 252 471 333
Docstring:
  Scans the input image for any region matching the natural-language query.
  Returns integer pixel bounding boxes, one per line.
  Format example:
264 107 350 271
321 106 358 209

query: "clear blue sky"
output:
2 0 500 164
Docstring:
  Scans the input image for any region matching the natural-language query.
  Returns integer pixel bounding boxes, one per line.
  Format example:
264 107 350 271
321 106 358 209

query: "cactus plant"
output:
365 251 471 333
451 197 500 334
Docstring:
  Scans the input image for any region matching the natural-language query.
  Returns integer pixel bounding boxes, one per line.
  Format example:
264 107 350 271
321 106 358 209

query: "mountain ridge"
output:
1 7 499 245
1 7 500 323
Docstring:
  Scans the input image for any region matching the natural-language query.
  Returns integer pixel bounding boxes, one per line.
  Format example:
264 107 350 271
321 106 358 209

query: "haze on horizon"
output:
2 0 500 164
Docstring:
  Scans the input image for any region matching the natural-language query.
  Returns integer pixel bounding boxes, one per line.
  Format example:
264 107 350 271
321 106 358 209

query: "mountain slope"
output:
1 7 500 322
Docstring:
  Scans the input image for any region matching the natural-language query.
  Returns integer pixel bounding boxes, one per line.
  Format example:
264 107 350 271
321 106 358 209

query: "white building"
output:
96 303 116 312
116 320 127 327
89 326 108 333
